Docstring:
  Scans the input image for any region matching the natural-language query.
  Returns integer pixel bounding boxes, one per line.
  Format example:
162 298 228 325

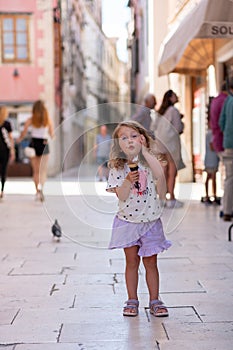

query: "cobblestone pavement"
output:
0 177 233 349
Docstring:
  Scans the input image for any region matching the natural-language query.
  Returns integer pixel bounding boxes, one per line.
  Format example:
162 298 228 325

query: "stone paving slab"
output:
0 309 19 325
14 342 159 350
59 318 167 345
160 290 233 315
13 339 233 350
162 321 233 341
65 273 117 285
0 294 75 310
199 277 233 292
0 322 59 344
58 263 123 275
157 340 233 350
159 263 233 280
199 304 233 323
0 275 65 297
191 255 233 266
12 308 125 326
9 261 67 276
15 345 85 350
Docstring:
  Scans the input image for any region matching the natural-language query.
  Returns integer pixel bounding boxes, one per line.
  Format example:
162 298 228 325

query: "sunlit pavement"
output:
0 176 233 349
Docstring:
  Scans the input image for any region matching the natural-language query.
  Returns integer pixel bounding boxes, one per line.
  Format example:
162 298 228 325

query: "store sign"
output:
212 24 233 36
198 22 233 38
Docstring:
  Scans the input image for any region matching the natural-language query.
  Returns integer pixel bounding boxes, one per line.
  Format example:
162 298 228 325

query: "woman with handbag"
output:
152 90 185 208
17 100 54 201
0 106 15 199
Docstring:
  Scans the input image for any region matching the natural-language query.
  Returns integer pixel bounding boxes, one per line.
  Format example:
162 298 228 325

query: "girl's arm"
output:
115 171 139 201
17 118 32 143
141 138 167 200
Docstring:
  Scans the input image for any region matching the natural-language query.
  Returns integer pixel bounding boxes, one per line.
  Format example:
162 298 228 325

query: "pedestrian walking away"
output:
219 77 233 221
0 106 15 199
17 100 54 201
106 120 171 317
94 125 112 181
210 81 228 155
209 81 228 207
203 115 220 205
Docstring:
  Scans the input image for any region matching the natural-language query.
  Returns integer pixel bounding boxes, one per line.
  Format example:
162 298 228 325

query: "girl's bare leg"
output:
142 254 159 301
143 254 168 315
124 246 140 300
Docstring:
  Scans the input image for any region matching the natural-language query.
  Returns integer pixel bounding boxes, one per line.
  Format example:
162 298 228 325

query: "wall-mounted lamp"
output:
13 68 19 78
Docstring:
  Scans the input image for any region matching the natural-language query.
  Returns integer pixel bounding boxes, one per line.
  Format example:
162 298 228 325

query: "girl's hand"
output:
140 134 146 146
140 135 149 155
126 171 139 184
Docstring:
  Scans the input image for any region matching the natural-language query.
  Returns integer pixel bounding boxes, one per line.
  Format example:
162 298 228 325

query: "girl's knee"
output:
142 255 157 269
126 256 140 269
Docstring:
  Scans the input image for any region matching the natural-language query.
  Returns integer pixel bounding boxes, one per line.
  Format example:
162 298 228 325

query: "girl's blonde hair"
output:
31 100 49 127
108 120 151 169
0 106 8 126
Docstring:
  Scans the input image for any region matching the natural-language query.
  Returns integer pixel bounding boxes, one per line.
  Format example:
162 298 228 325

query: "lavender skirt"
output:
109 216 171 257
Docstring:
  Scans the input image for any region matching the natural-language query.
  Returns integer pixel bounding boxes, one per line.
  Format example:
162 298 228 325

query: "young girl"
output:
106 121 171 317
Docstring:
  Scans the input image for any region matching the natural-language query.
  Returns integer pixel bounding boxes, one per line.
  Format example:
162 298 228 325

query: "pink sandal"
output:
123 299 139 317
149 299 169 317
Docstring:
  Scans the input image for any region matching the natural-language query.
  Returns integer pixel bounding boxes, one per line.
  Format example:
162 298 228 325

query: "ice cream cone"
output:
128 163 139 172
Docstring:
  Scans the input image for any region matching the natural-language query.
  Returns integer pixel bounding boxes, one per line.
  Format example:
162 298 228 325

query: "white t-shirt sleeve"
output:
106 167 125 193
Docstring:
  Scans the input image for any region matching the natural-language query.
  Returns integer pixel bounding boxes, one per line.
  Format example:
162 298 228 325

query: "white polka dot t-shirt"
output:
106 163 162 223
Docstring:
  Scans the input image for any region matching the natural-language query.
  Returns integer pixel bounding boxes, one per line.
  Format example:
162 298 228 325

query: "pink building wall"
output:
0 0 47 103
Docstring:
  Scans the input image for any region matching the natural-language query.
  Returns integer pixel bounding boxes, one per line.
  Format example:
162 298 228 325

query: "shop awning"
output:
158 0 233 76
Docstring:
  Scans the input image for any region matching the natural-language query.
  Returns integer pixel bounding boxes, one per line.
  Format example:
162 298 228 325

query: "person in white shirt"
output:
155 90 185 208
17 100 54 201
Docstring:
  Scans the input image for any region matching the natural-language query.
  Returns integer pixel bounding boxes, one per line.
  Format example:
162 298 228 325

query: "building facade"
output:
55 0 129 171
0 0 61 176
60 0 87 171
128 0 233 182
0 0 130 175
